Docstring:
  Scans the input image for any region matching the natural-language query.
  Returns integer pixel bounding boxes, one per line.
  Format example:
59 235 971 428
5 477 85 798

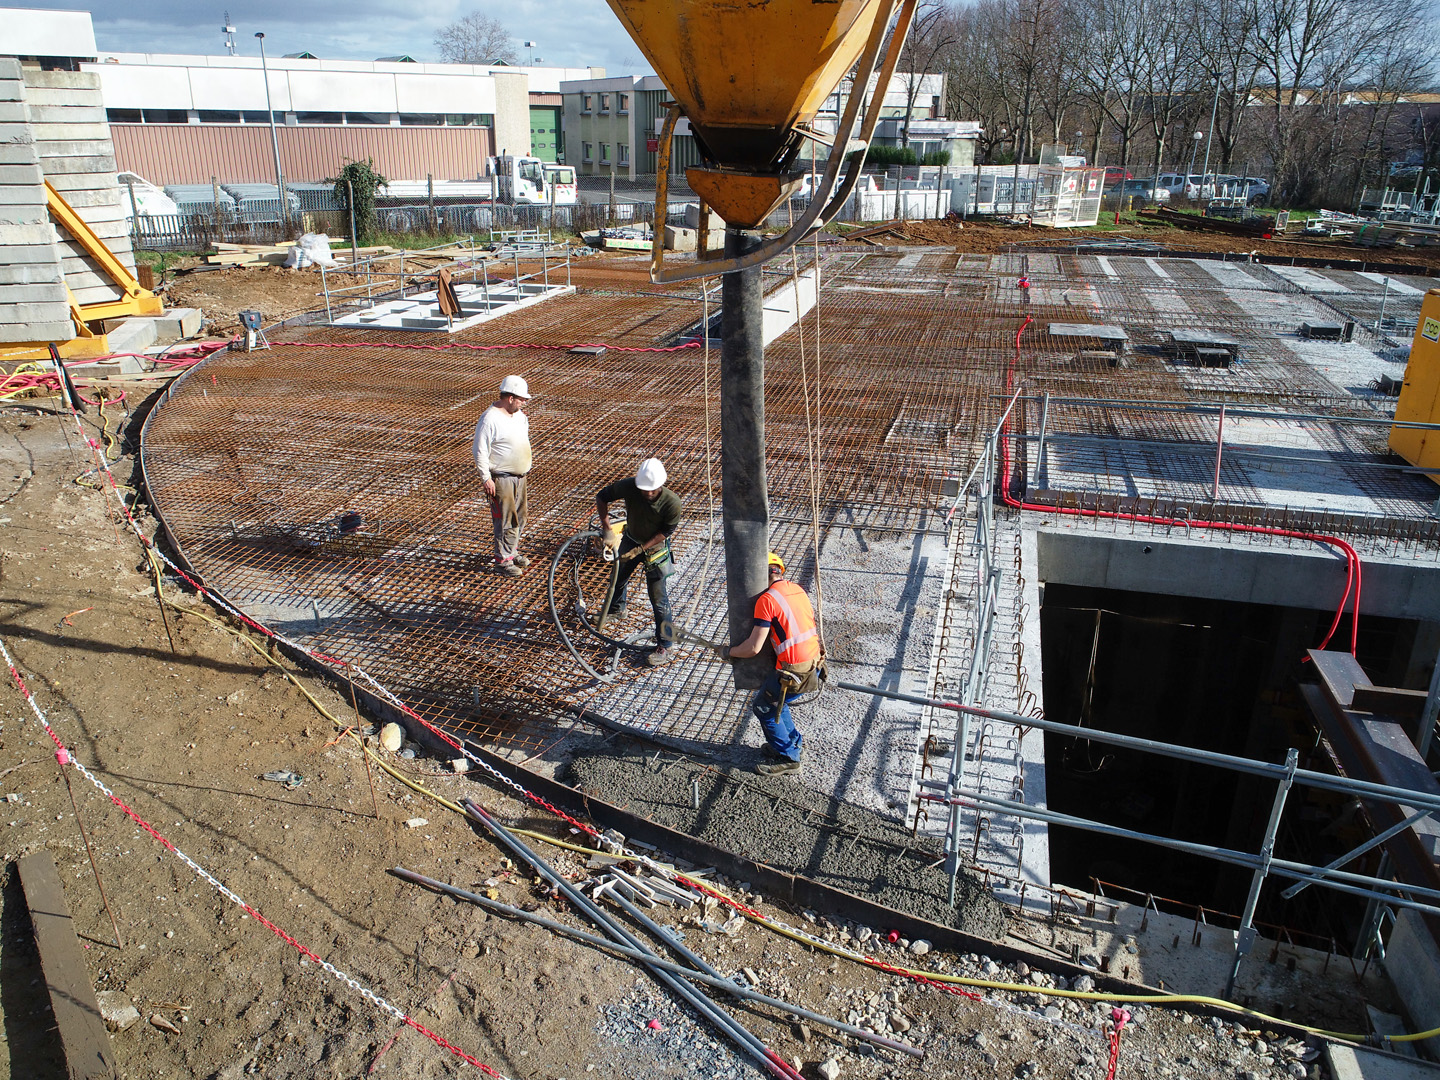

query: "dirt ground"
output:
156 218 1440 341
0 222 1391 1078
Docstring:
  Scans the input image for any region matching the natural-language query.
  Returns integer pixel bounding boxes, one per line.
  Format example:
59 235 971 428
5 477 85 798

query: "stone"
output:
908 938 931 956
817 1057 842 1080
855 925 873 943
449 757 470 773
1072 974 1095 992
888 1011 911 1033
378 723 403 751
1015 962 1031 977
96 990 140 1031
403 817 428 828
149 1013 181 1034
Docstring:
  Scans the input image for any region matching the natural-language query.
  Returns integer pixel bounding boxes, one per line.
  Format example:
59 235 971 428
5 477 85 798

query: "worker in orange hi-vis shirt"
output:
719 551 825 777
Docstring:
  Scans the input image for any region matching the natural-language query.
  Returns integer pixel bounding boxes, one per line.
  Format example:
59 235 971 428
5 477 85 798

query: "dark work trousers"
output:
605 534 674 647
488 474 527 564
752 668 804 762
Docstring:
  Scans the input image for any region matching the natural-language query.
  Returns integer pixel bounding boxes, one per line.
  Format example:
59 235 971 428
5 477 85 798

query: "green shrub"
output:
331 159 387 245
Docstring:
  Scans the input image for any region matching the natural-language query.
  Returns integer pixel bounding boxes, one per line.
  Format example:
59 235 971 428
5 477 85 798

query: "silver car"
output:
1121 178 1171 203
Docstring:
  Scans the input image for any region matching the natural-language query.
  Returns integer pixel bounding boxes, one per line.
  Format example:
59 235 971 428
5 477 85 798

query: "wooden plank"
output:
16 851 116 1079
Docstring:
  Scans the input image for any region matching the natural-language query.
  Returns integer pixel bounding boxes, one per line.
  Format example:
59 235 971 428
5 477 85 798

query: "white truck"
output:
491 155 577 206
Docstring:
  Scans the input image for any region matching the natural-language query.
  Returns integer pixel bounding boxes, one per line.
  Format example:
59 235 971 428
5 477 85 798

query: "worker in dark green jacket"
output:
596 458 682 666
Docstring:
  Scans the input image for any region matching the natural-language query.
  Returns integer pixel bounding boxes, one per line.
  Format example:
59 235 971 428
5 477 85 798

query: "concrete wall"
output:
0 58 70 344
489 72 531 162
25 68 135 306
1034 528 1440 622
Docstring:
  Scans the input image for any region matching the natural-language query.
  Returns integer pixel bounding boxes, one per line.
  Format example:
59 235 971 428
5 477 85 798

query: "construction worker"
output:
473 375 532 577
719 551 823 777
595 458 681 665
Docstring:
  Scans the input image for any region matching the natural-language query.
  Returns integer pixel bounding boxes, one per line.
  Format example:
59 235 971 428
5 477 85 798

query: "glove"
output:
713 644 731 662
619 546 643 562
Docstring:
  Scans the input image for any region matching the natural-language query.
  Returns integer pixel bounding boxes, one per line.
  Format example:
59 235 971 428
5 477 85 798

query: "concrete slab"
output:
102 317 156 356
152 308 203 344
1326 1043 1440 1080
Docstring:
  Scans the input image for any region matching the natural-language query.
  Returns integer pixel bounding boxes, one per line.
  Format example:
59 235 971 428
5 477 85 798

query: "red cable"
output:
282 339 700 354
1002 318 1360 655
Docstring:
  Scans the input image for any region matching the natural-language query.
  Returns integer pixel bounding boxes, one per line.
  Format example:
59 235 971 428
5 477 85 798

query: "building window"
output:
599 92 610 113
398 113 444 126
240 110 273 124
600 142 610 163
581 94 592 113
618 92 629 114
583 141 593 162
445 113 486 126
197 110 241 123
618 142 629 164
142 109 189 124
106 108 141 123
296 111 344 124
345 112 391 125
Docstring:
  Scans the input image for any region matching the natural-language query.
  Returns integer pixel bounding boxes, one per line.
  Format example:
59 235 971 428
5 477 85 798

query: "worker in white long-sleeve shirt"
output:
472 376 533 577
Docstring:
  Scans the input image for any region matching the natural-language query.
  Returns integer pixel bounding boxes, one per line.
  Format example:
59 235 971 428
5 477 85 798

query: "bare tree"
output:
434 12 518 65
898 2 958 147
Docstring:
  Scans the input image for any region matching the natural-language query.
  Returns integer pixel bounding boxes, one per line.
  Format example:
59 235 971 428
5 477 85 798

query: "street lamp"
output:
1075 128 1083 157
523 40 537 65
1188 130 1203 192
255 32 289 228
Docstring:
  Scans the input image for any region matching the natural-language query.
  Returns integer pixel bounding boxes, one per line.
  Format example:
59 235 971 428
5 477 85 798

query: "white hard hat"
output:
635 457 667 491
499 375 530 399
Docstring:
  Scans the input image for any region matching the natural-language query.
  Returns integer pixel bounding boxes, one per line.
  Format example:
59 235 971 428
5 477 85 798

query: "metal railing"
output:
842 677 1440 997
315 236 574 324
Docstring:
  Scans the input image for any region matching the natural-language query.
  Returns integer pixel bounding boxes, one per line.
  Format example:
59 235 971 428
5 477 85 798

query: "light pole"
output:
1188 130 1203 195
255 32 289 228
523 40 537 65
1201 74 1221 187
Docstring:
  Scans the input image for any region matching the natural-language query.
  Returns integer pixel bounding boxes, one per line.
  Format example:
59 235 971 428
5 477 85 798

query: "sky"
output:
18 1 652 72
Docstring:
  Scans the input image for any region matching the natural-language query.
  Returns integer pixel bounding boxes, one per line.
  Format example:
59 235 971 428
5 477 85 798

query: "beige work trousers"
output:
489 474 528 564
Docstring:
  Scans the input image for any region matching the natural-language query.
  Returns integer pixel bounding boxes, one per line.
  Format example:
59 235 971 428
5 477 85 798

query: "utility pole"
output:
255 32 289 229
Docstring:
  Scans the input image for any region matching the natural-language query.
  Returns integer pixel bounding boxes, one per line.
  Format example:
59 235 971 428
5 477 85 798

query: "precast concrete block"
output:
0 143 39 165
21 71 101 91
683 203 726 232
0 261 62 284
0 319 73 343
25 104 107 124
0 163 44 185
102 317 157 355
151 308 202 344
0 101 28 122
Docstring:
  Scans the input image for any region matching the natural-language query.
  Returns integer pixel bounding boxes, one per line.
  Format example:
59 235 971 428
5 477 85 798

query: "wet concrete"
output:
566 739 1007 939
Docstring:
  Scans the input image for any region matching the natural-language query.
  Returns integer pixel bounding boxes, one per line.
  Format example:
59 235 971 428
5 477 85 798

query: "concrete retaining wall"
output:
1035 528 1440 621
23 68 135 306
0 58 69 343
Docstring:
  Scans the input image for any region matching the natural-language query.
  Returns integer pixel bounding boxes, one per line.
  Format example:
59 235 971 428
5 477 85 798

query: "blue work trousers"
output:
607 537 674 647
752 668 803 762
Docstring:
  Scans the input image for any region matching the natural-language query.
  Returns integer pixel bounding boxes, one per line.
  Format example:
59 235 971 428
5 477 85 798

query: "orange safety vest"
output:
754 579 820 667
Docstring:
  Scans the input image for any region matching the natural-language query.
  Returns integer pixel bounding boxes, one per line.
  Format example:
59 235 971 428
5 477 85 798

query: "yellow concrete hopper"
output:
606 0 893 227
605 0 886 168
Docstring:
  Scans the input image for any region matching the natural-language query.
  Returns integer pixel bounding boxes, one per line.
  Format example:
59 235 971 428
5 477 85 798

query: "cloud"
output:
23 0 645 72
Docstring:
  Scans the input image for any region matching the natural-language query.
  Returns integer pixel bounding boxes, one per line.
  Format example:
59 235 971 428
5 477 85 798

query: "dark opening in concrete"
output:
1035 529 1440 949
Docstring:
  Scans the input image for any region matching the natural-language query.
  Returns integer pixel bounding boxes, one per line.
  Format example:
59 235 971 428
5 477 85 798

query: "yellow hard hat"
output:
767 551 785 572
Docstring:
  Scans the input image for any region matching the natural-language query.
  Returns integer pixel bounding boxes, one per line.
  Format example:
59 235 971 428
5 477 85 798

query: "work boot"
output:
496 562 523 577
645 645 675 667
756 758 801 777
602 606 627 622
512 554 531 569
